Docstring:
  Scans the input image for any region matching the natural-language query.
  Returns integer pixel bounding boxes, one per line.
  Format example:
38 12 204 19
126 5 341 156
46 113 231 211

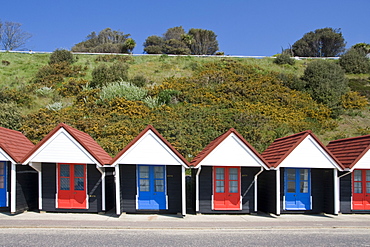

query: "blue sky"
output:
1 0 369 56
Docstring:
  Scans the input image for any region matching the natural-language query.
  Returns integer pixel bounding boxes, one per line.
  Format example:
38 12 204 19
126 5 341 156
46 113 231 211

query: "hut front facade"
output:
327 135 370 213
21 123 111 213
0 127 36 213
259 130 344 215
191 128 269 214
110 125 189 216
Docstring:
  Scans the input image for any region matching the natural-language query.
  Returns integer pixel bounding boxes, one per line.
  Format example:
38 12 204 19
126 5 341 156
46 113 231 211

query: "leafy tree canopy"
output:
143 26 219 55
71 28 135 54
292 27 346 57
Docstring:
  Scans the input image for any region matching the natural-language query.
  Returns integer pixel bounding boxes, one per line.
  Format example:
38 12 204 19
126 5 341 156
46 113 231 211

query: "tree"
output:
0 21 32 51
71 28 135 54
301 60 348 114
143 26 220 55
143 35 164 54
188 28 219 55
163 26 186 41
339 48 370 74
352 43 370 55
292 28 346 57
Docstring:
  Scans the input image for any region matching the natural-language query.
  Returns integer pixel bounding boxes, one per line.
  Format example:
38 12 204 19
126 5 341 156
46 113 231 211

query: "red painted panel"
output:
213 167 240 210
352 169 370 210
57 164 87 209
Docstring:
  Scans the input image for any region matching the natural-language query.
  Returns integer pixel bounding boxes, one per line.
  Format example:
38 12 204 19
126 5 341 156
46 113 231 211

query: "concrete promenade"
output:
0 211 369 229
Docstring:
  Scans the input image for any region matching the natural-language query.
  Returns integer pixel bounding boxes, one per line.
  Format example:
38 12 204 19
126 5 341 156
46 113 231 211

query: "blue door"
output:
285 168 311 210
0 162 7 207
137 165 166 210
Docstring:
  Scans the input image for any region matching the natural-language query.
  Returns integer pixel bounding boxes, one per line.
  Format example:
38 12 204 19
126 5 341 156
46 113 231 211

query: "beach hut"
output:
259 130 344 215
191 128 269 213
21 123 111 213
110 125 189 216
0 127 36 213
327 135 370 212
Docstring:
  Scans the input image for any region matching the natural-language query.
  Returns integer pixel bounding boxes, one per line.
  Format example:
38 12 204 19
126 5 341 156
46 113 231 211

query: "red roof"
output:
0 127 34 163
327 135 370 169
21 123 111 165
262 130 344 169
190 128 268 168
110 125 190 167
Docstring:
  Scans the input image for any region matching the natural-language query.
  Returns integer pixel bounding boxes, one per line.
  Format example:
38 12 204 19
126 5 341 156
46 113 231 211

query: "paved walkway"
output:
0 211 370 229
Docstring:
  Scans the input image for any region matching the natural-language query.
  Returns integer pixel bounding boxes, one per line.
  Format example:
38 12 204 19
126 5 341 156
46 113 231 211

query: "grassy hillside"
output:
0 52 369 158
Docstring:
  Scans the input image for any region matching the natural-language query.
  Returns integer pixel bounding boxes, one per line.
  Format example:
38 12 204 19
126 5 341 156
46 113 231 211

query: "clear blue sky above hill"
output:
1 0 369 56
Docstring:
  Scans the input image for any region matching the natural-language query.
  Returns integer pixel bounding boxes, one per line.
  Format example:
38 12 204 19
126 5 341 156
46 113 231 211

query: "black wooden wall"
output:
104 167 116 212
339 172 352 213
197 166 260 214
15 165 38 213
257 169 277 214
119 164 183 214
41 163 103 212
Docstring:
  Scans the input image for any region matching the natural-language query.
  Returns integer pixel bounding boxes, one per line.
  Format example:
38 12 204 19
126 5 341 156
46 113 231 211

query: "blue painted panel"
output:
0 162 7 207
137 165 166 210
285 168 311 210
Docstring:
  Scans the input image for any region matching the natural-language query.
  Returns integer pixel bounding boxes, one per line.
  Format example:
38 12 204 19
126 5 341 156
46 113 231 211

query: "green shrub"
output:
274 53 296 65
91 62 129 88
341 91 368 109
301 60 348 116
339 49 370 74
158 89 180 104
35 86 55 97
98 81 147 102
130 75 148 87
142 96 163 108
49 49 75 65
0 102 22 130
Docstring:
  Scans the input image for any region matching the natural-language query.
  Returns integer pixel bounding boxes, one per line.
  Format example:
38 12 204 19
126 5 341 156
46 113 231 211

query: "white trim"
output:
101 171 106 211
111 130 187 168
10 163 16 213
334 169 339 215
55 164 58 209
115 165 121 215
181 166 186 216
276 168 281 215
0 149 16 164
254 167 264 212
23 128 103 167
195 167 201 212
38 171 42 210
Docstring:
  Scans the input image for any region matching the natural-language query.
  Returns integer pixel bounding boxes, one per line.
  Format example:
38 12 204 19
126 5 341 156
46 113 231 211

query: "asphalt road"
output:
0 228 369 246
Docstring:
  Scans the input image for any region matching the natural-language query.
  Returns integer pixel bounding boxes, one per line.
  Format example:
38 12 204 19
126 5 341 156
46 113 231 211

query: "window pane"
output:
140 179 149 191
366 170 370 182
74 178 84 190
300 181 308 193
155 179 164 192
300 169 308 181
139 166 149 178
216 168 224 180
74 165 84 178
229 180 238 193
60 178 70 190
367 182 370 194
354 170 362 181
354 182 362 193
216 180 224 193
229 168 238 181
288 181 295 193
60 165 70 177
0 163 4 175
0 176 4 189
154 166 164 179
287 169 295 180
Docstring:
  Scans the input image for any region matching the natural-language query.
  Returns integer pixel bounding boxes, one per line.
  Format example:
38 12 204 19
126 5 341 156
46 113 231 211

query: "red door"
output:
57 164 87 209
213 167 240 210
352 169 370 210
